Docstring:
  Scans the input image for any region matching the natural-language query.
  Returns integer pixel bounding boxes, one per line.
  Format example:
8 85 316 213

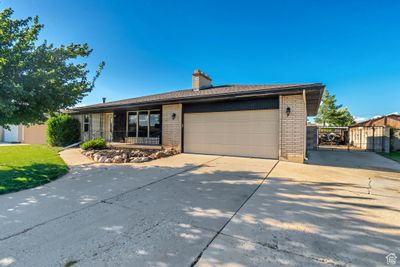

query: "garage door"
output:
184 109 279 158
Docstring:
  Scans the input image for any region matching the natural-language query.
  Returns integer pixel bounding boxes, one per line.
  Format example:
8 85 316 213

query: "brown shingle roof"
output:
71 83 324 113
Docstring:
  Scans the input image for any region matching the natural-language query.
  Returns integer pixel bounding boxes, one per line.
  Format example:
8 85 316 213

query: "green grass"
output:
0 145 68 195
381 151 400 163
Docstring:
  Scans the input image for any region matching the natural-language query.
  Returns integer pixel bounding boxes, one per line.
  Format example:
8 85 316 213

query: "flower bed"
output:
82 148 179 163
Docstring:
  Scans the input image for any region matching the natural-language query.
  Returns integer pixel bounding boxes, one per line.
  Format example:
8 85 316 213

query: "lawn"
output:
0 145 68 195
383 151 400 163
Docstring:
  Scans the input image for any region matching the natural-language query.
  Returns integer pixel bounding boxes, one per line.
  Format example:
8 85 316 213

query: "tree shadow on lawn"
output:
0 163 68 195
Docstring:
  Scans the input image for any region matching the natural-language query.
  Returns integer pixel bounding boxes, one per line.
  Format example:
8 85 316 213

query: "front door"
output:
104 113 113 142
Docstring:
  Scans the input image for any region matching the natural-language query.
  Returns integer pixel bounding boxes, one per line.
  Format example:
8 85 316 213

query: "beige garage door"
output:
184 109 279 158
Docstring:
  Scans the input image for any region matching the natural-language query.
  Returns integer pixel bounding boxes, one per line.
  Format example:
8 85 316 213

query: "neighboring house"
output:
0 124 47 144
68 70 325 163
350 114 400 151
351 114 400 128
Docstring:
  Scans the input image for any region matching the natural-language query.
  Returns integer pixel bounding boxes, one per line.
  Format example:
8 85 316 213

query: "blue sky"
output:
3 0 400 120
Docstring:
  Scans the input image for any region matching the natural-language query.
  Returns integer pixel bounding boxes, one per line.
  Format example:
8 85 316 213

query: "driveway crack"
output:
0 156 222 242
190 160 280 267
219 232 347 267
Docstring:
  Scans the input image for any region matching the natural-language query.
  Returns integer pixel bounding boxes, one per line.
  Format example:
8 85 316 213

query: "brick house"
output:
68 70 325 163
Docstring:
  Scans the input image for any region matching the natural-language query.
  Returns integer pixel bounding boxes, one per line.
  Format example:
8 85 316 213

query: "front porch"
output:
79 108 162 146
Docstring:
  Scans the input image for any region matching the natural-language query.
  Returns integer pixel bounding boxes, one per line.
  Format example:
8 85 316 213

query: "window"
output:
126 110 161 144
149 111 161 138
138 111 148 138
127 112 137 137
84 115 90 132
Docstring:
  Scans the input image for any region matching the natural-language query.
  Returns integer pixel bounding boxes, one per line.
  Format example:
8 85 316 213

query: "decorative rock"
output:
112 155 124 163
82 147 179 164
93 153 101 162
98 156 107 163
130 157 141 163
141 156 149 162
155 151 167 158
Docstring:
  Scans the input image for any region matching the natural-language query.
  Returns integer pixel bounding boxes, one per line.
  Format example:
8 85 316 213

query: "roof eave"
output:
68 84 325 114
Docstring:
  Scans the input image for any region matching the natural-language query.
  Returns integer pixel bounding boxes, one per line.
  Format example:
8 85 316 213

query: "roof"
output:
70 83 325 116
351 114 400 127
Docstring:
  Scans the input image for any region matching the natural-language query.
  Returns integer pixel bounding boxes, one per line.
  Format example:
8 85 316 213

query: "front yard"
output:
382 151 400 163
0 145 68 194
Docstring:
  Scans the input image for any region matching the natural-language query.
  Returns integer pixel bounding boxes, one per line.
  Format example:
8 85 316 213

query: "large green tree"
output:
315 90 354 126
0 8 104 127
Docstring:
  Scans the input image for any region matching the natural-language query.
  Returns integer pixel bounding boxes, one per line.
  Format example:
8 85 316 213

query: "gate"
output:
316 126 386 152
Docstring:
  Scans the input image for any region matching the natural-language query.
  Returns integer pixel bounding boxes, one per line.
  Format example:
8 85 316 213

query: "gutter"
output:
69 85 325 114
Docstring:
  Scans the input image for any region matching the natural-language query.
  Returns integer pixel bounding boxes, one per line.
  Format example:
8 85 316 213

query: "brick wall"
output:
162 104 182 151
279 94 306 163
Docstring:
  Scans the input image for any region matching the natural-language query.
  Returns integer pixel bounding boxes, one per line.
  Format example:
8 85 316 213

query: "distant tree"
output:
0 8 104 128
315 90 355 126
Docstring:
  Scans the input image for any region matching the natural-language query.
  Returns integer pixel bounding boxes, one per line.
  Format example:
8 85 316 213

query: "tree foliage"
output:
46 114 80 147
0 8 104 127
315 90 354 126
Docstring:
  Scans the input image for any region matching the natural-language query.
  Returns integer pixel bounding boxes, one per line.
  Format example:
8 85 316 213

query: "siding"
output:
183 97 279 113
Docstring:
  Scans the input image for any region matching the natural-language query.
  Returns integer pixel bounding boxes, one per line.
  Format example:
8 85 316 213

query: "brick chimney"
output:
192 69 212 91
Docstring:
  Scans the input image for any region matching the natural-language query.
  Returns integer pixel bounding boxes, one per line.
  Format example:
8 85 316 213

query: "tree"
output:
315 90 355 126
0 8 104 127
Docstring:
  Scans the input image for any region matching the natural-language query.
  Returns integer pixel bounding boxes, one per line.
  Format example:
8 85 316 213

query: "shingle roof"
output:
351 114 400 127
71 83 324 113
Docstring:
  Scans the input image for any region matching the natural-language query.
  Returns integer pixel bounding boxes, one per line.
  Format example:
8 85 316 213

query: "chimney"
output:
102 97 106 103
192 69 212 91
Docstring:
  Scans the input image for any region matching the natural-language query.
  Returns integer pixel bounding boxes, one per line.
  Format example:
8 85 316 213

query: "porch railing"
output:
82 131 160 145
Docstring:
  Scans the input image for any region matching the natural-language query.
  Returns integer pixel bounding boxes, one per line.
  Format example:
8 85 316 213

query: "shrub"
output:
80 138 107 150
47 114 80 147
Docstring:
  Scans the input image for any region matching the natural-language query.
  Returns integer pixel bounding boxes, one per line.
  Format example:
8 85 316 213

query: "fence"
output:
307 126 390 152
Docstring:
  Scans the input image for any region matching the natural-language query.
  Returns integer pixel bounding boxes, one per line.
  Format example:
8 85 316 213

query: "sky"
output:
2 0 400 121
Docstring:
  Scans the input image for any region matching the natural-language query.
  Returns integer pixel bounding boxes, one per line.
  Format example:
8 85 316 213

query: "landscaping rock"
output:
82 146 179 164
98 156 107 163
112 155 124 163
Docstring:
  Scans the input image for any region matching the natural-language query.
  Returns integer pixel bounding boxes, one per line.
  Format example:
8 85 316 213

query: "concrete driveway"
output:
0 150 399 266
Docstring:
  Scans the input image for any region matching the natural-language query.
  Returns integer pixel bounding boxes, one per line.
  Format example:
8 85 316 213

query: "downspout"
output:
278 95 282 160
303 90 307 160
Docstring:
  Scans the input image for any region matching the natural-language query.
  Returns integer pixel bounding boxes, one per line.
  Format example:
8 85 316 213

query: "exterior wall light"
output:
286 107 291 117
172 113 176 120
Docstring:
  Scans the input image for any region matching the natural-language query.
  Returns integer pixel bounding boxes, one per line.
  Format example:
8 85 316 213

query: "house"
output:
68 70 325 163
351 114 400 128
349 114 400 151
0 124 48 144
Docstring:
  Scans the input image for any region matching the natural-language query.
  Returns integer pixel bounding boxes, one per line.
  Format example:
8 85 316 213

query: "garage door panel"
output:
185 133 278 146
184 110 279 159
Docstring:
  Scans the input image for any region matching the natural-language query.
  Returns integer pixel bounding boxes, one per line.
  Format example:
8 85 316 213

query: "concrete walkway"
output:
0 151 399 266
59 148 94 166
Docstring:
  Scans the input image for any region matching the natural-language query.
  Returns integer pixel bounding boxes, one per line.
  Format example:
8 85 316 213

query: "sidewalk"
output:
59 148 94 166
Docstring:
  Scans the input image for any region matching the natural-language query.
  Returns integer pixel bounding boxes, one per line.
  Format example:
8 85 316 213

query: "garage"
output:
184 109 279 158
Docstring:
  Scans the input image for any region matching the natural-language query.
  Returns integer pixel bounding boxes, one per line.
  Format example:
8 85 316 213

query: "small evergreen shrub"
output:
47 114 80 147
80 138 107 150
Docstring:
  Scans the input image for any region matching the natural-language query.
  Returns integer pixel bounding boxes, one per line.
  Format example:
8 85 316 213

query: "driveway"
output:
0 150 399 266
